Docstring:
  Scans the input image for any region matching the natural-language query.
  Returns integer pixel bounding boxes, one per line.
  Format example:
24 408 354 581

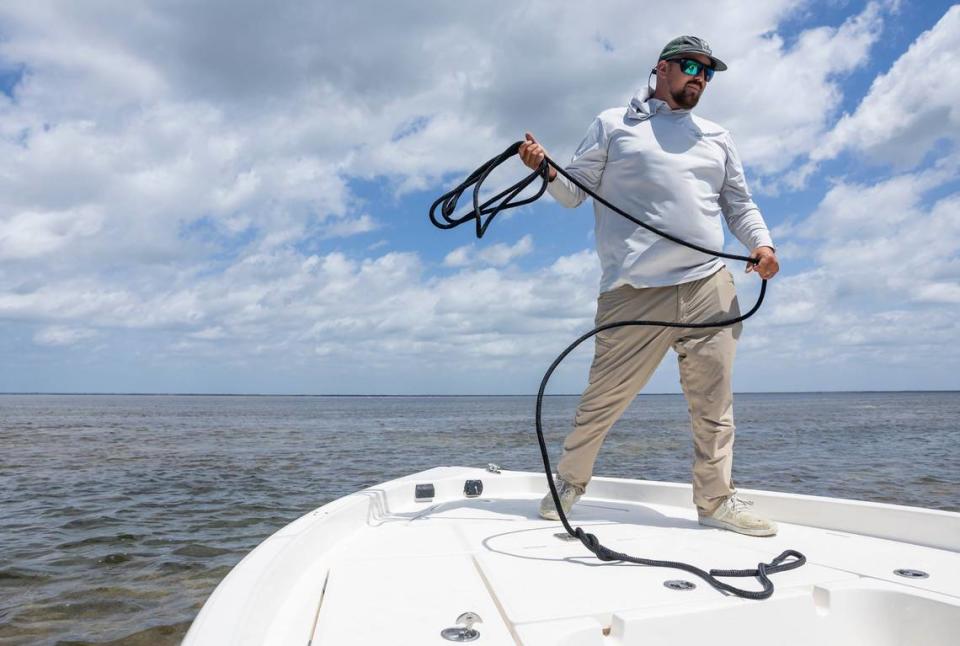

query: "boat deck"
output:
185 467 960 646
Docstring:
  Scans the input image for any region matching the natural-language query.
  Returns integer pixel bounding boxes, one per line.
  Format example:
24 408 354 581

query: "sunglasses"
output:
670 57 715 82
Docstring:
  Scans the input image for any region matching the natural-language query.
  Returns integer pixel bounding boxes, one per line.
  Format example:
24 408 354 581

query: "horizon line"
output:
1 390 958 397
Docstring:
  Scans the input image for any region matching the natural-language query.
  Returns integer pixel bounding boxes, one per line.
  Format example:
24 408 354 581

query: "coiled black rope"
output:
430 141 806 599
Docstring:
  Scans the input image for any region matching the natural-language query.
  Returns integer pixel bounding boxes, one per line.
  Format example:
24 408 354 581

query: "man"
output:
518 36 780 537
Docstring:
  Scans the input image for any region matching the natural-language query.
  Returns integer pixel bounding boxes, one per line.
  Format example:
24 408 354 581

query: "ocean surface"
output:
2 392 958 645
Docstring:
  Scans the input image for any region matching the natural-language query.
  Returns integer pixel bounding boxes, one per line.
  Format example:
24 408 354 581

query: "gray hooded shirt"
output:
547 86 774 292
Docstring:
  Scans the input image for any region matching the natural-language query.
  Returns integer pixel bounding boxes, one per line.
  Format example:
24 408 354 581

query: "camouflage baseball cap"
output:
658 35 727 71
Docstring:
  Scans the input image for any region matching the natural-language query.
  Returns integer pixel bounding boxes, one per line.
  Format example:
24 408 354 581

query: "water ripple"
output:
1 392 958 644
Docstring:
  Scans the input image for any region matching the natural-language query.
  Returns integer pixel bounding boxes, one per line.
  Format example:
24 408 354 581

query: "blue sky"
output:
0 1 958 394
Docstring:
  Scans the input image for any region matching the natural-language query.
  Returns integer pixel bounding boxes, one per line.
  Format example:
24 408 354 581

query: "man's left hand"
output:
745 246 779 280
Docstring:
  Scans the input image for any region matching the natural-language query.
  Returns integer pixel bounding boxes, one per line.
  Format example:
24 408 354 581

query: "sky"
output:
0 0 958 395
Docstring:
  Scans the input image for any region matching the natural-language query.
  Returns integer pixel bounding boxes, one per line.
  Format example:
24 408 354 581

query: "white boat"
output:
184 466 960 645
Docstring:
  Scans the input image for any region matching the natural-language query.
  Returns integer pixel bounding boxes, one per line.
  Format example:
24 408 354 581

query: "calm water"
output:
2 392 959 645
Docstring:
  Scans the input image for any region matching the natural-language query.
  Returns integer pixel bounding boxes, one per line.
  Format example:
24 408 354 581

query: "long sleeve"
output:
719 133 774 251
547 117 609 208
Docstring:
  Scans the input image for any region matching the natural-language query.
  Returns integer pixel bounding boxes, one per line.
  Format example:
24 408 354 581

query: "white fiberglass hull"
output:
184 467 960 645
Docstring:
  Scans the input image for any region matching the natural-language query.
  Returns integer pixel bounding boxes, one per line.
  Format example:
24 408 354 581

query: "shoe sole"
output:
539 499 579 521
698 516 778 537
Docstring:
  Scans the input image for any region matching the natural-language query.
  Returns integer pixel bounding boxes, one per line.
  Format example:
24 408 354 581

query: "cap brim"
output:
709 56 728 72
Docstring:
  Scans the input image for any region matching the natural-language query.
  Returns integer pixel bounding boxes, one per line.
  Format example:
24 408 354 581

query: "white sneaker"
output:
539 477 584 520
698 494 778 537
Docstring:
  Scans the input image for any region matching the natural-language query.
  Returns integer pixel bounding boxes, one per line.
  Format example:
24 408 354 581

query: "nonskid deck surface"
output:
185 467 960 646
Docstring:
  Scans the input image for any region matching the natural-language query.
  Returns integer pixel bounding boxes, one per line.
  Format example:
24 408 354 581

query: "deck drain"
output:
664 579 696 591
894 568 929 579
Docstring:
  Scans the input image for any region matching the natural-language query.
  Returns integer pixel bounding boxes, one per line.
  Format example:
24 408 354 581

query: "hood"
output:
626 85 691 122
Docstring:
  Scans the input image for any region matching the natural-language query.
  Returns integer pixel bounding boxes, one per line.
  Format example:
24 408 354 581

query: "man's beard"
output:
671 84 701 109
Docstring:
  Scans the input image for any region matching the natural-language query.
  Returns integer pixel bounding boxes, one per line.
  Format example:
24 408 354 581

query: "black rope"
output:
430 141 806 599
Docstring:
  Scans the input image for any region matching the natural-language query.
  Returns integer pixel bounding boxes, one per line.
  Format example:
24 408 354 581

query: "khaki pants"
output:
557 267 742 515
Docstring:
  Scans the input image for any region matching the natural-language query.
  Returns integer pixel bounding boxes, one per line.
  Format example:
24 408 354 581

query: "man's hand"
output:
518 132 557 181
746 246 779 280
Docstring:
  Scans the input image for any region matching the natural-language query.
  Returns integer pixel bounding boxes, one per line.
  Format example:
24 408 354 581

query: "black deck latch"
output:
464 479 483 497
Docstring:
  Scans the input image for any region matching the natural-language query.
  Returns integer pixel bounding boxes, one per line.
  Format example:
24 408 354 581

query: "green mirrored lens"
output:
678 58 714 82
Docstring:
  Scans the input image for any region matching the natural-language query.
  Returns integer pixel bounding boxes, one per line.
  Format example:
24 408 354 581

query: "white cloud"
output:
443 245 472 268
188 326 226 340
796 158 956 239
444 235 533 268
705 0 889 178
33 325 96 347
747 160 960 373
812 5 960 167
0 206 103 260
320 214 379 239
0 244 599 392
914 282 960 304
724 5 960 387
